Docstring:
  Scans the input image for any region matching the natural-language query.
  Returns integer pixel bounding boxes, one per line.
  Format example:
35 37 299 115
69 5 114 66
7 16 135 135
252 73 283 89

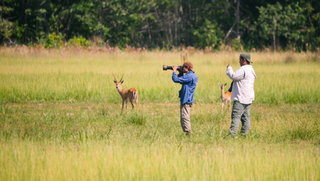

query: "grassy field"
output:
0 48 320 180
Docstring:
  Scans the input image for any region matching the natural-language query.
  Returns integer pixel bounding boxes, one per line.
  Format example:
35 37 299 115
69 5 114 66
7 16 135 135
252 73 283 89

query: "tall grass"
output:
0 49 320 180
0 51 319 104
1 140 319 180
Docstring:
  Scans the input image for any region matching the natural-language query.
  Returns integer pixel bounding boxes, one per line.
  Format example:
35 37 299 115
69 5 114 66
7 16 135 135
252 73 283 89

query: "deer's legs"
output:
121 100 125 114
136 93 138 104
227 100 231 111
126 99 128 109
130 100 134 109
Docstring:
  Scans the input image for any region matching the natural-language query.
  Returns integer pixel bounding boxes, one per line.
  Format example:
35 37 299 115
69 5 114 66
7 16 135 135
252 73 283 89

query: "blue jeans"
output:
229 101 251 136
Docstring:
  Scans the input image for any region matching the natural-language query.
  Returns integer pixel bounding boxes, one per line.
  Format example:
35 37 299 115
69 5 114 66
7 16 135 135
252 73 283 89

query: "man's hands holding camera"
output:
163 65 183 77
172 66 178 72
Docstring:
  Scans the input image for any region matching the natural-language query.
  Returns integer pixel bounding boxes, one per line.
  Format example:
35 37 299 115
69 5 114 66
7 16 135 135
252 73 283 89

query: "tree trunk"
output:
273 17 276 51
148 23 152 42
175 7 178 46
66 7 73 39
273 33 276 51
236 0 240 40
224 0 230 17
23 0 30 43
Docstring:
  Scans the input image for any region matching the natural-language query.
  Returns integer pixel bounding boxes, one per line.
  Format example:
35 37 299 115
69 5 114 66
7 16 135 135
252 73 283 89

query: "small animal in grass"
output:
218 83 232 110
113 74 138 114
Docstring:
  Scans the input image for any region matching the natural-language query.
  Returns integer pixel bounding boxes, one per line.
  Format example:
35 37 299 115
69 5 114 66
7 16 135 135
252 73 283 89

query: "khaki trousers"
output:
180 103 192 132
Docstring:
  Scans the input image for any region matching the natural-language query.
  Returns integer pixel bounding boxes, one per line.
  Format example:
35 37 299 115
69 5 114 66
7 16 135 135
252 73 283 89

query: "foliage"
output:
0 0 319 51
0 19 14 42
0 1 14 43
193 19 223 49
68 36 90 47
255 2 306 50
43 33 64 48
231 38 242 51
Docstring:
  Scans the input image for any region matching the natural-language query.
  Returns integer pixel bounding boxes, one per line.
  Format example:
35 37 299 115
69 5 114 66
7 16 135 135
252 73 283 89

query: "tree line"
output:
0 0 319 51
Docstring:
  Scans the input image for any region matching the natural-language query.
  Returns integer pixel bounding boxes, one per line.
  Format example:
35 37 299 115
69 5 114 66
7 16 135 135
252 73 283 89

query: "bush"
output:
44 33 64 48
193 19 223 49
68 36 91 47
231 38 242 51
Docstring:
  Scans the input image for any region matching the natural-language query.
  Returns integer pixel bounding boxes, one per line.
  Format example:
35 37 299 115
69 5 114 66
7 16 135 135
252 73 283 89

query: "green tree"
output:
193 19 223 49
0 0 14 44
255 2 306 51
0 0 319 51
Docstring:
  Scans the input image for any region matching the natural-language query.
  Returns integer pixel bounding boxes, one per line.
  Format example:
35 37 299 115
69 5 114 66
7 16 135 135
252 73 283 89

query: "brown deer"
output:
113 74 138 114
218 83 232 110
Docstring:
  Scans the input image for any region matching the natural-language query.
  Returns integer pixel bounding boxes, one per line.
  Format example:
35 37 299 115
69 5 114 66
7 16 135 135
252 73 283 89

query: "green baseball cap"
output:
240 52 253 63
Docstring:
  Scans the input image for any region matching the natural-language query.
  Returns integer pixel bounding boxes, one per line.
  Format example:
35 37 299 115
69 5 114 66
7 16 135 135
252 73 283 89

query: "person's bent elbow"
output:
172 75 181 83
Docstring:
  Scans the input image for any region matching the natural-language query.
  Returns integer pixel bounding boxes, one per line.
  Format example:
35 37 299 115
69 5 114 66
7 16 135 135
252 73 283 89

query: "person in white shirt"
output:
226 53 257 138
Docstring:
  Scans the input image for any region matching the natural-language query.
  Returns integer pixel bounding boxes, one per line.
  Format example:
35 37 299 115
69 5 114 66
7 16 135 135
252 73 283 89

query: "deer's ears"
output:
121 80 124 84
113 80 117 83
218 83 221 86
224 83 227 86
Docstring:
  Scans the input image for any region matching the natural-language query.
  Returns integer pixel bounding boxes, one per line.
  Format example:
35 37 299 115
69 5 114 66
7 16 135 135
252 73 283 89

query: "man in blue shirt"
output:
172 62 198 135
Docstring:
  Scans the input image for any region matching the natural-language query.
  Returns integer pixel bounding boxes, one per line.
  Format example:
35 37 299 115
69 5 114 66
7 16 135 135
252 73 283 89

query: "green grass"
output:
1 139 319 180
1 51 319 104
0 50 320 180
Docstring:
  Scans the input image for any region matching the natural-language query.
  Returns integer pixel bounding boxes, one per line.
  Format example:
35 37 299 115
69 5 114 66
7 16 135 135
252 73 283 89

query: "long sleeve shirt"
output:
226 65 257 104
172 71 198 105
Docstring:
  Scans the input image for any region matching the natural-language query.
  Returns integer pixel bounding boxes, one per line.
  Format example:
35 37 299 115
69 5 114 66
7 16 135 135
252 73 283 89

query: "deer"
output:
218 83 232 110
113 74 138 114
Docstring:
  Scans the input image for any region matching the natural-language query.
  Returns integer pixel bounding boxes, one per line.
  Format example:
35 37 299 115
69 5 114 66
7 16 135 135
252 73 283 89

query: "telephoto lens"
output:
163 65 183 71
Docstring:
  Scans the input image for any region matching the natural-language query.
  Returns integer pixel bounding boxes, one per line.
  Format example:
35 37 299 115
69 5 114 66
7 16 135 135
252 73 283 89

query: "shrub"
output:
193 19 223 49
44 33 64 48
231 38 242 51
68 36 91 47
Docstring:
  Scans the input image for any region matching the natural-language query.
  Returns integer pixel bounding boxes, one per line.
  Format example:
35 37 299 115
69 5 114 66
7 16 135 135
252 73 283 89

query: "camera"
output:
163 65 183 71
163 65 184 77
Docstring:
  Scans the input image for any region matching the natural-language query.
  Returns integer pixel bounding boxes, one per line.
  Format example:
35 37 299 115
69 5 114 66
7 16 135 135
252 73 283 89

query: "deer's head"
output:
113 74 124 91
218 83 227 90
